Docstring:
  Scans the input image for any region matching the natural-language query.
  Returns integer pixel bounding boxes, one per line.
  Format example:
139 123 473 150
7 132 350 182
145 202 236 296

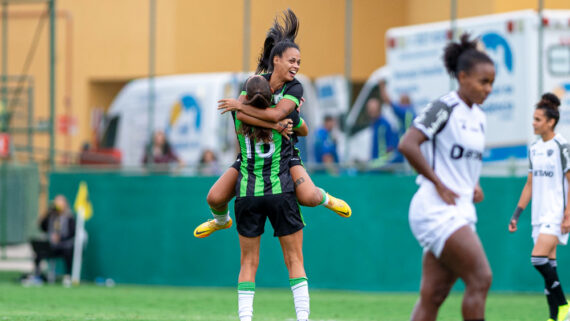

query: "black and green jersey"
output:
240 73 304 107
233 112 299 197
240 73 305 148
233 74 304 197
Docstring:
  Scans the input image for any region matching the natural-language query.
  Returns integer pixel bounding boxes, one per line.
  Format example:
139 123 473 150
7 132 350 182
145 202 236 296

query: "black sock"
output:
533 256 559 319
550 259 568 306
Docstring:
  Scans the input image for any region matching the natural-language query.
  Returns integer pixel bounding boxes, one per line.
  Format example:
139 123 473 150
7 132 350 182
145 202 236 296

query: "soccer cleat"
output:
558 304 570 321
193 218 232 238
324 193 351 218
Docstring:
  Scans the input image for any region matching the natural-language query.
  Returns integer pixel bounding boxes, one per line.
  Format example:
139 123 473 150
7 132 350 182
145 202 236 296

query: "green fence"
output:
0 163 39 245
49 171 548 292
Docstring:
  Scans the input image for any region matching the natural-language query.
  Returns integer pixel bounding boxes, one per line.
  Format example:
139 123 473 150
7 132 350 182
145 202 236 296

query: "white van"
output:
95 72 321 168
345 10 570 171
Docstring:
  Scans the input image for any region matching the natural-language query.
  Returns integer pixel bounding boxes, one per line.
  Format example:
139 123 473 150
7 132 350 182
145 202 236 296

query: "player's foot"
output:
324 193 351 218
558 304 569 321
194 218 232 238
548 319 556 321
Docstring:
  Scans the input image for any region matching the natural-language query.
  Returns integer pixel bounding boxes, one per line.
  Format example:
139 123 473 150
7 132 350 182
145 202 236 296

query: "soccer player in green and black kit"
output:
194 9 350 239
234 75 309 321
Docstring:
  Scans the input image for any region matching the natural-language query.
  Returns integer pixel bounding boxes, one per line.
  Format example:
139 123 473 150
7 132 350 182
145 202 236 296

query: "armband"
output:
511 206 523 222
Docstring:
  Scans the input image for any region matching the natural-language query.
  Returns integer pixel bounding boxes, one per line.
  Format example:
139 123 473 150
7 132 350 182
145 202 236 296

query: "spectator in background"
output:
28 195 75 286
314 115 340 175
379 80 416 137
142 130 184 167
314 115 339 164
199 149 221 176
367 97 400 164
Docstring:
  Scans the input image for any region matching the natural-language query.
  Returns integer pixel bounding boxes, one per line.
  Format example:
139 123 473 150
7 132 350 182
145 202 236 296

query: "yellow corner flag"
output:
74 181 93 221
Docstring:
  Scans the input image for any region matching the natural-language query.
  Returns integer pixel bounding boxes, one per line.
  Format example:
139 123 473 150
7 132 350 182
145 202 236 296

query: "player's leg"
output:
237 235 261 321
533 234 568 321
279 229 309 321
410 250 457 321
548 245 570 321
439 226 492 320
194 167 238 238
289 164 351 217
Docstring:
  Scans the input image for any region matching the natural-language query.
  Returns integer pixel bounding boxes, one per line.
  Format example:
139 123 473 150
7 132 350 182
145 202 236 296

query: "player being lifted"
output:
194 9 351 239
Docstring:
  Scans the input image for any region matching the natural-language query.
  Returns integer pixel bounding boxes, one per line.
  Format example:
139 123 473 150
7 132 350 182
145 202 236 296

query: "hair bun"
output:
540 92 560 109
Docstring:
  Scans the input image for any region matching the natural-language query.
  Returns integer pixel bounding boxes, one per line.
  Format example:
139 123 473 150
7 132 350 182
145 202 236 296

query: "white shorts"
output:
532 223 569 245
409 185 476 258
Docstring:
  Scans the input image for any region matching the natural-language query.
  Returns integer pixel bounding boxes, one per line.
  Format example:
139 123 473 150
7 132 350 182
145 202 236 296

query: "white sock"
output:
212 209 229 225
318 188 330 206
290 277 310 321
238 282 255 321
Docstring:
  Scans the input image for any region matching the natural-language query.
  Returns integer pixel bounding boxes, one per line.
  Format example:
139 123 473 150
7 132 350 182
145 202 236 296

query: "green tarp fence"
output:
49 171 549 292
0 163 39 245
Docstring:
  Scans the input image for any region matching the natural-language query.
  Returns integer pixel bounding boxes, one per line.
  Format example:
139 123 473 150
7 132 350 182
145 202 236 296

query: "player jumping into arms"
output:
194 9 351 239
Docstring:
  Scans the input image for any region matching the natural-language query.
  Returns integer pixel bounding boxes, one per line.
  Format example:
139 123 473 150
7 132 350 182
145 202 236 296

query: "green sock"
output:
238 282 255 321
210 206 229 224
318 188 329 206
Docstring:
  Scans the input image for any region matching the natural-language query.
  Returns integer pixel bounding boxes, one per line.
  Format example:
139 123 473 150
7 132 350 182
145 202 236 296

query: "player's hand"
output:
508 219 518 233
276 119 293 140
218 98 241 114
562 213 570 234
473 185 484 203
435 182 458 205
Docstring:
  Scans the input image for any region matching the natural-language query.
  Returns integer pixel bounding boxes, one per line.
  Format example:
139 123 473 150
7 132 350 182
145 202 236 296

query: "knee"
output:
466 269 493 293
206 190 224 208
420 284 451 308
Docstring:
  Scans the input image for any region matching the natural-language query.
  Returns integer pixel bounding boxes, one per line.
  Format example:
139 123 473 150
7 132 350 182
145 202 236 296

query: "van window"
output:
548 45 570 76
349 85 383 135
100 116 120 148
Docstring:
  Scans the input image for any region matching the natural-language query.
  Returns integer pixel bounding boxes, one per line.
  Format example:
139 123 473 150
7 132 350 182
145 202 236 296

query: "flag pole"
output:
71 207 85 285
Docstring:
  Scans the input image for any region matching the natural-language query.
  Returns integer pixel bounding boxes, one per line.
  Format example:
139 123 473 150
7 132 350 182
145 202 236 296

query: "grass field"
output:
0 272 551 320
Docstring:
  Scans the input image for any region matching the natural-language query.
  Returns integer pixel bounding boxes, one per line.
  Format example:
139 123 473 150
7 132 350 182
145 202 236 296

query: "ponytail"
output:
256 9 300 74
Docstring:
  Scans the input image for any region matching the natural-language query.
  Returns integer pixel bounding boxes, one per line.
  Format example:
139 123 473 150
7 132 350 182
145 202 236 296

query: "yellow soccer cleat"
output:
194 218 233 238
558 304 570 321
548 319 556 321
324 193 351 218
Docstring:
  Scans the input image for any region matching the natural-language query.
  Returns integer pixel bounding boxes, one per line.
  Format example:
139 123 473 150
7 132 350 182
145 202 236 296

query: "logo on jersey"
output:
533 169 554 177
450 144 482 161
547 149 554 157
421 107 449 137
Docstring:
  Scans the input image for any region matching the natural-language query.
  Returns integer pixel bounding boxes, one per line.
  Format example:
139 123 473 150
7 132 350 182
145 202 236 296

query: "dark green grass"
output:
0 273 550 320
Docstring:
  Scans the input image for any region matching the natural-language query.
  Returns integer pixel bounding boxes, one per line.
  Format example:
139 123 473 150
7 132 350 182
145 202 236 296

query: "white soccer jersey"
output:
529 133 570 226
412 91 486 220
